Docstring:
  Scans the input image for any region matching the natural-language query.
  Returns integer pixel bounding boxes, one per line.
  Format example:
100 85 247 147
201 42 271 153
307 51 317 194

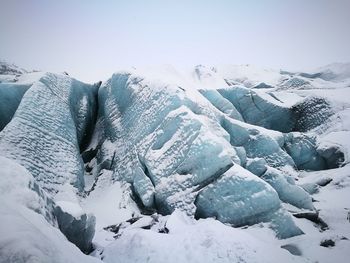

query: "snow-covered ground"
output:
0 62 349 263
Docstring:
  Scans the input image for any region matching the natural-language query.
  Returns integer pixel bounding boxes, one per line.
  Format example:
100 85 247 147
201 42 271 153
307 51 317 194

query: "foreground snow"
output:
0 157 304 263
99 211 305 263
0 157 99 263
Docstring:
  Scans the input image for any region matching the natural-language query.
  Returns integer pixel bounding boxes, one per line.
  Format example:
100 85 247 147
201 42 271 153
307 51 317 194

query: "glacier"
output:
0 62 349 263
0 73 99 194
0 72 98 254
91 71 307 238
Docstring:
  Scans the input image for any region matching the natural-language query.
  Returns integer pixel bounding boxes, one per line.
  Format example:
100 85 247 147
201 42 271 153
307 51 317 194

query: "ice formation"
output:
0 73 99 194
0 62 349 262
0 72 98 254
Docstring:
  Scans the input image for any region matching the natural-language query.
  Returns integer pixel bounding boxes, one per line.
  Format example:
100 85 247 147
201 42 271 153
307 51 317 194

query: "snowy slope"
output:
0 157 100 263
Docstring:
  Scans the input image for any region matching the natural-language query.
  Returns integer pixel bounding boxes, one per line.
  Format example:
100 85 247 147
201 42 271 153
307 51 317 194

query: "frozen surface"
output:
54 202 96 253
195 165 302 238
92 70 304 237
0 83 30 130
100 211 306 263
1 62 350 262
0 157 100 263
218 86 296 132
0 73 98 197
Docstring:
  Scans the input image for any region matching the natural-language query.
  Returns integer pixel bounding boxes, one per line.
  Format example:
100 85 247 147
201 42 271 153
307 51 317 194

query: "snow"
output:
214 64 283 88
55 201 84 219
310 62 350 82
0 156 47 214
100 211 306 263
15 71 46 85
0 156 100 263
280 164 350 263
82 174 139 230
0 202 101 263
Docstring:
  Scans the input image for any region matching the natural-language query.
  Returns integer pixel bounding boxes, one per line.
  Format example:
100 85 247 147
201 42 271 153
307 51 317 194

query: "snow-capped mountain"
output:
0 62 349 263
0 60 27 75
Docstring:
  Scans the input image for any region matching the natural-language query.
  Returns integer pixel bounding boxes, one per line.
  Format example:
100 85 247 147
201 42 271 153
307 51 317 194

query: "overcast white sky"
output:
0 0 349 82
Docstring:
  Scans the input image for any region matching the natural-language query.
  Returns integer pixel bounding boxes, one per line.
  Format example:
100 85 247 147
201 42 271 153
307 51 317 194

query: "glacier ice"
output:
194 165 302 238
0 203 100 263
199 89 243 120
0 83 30 131
292 96 334 132
217 86 296 132
261 167 314 210
246 158 267 176
0 73 98 195
213 85 335 134
90 71 307 238
284 132 327 171
0 156 55 225
132 166 155 208
316 140 345 169
0 73 100 254
1 63 348 263
54 201 96 253
1 61 349 263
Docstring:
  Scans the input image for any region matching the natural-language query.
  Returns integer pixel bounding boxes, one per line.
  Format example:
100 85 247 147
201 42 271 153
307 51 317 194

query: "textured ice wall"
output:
0 73 98 196
0 69 341 243
215 86 334 133
92 72 304 238
0 83 30 131
0 72 99 253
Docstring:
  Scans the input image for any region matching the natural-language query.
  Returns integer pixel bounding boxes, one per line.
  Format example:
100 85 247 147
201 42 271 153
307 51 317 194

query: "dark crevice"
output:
84 171 103 196
78 85 100 153
267 92 284 103
129 184 157 215
293 211 328 231
109 151 116 170
82 147 98 164
192 163 234 193
281 244 302 256
317 178 333 187
137 155 156 188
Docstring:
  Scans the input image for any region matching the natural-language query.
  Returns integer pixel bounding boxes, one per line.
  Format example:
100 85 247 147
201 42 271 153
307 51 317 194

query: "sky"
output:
0 0 350 82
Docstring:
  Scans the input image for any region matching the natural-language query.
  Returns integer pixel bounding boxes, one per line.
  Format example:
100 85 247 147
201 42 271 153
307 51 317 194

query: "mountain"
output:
0 60 28 75
0 62 349 263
